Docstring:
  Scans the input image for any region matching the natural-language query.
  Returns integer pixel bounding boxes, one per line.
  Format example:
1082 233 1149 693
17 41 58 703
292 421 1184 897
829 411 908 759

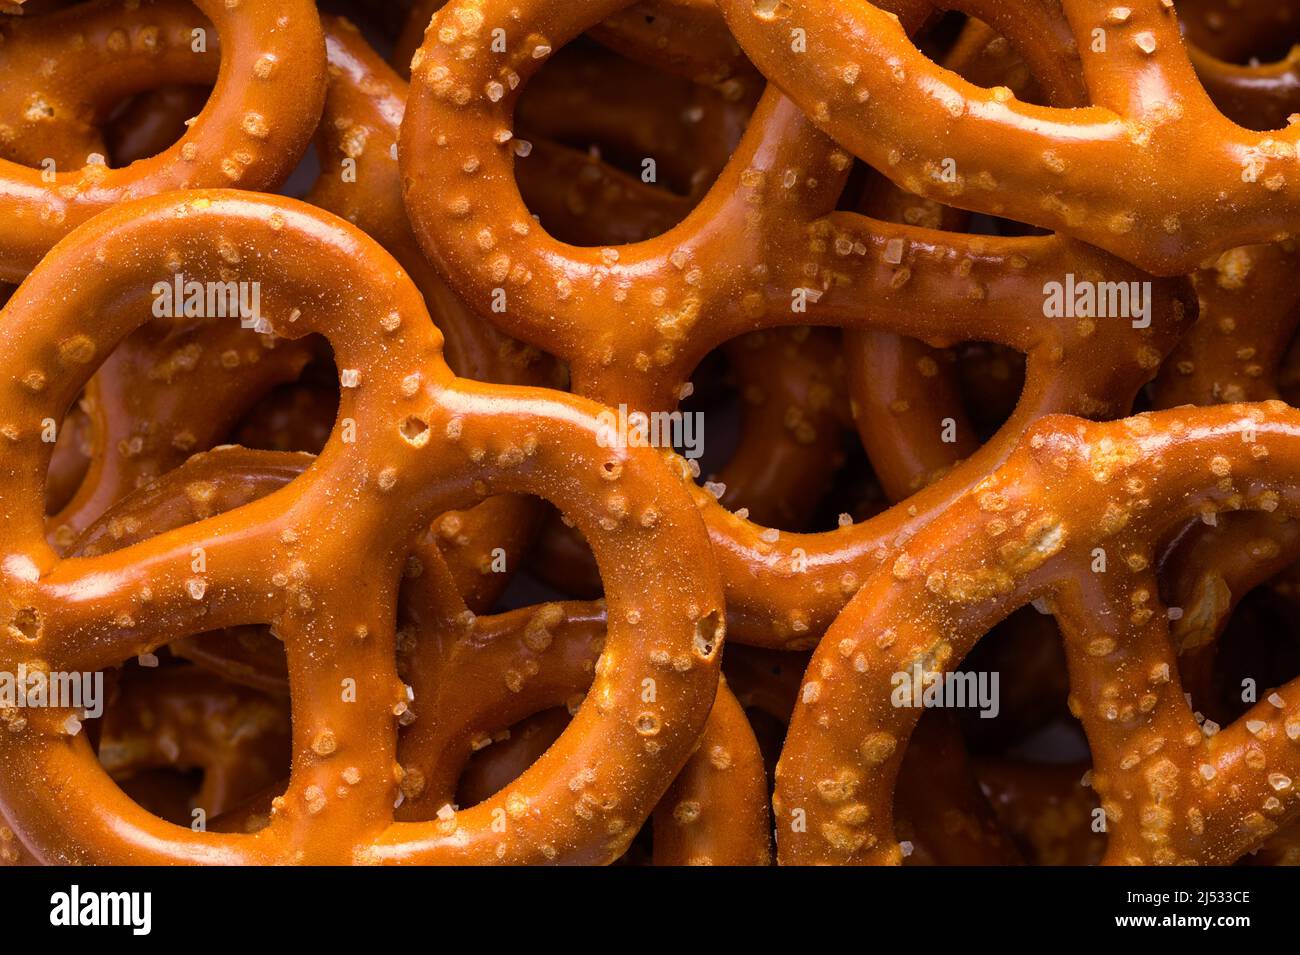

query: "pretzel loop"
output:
0 0 327 281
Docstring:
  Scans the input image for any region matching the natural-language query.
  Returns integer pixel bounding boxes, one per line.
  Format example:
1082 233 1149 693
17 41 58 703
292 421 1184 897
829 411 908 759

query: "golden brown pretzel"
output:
70 439 769 864
400 0 1193 650
39 18 548 613
775 402 1300 865
0 189 724 864
0 0 326 281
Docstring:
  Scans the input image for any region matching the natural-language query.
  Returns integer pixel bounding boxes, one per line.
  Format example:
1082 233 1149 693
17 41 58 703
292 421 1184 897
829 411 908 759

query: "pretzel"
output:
0 189 725 864
775 402 1300 865
34 16 546 613
714 0 1300 275
0 0 327 282
721 644 1018 864
67 439 768 863
393 561 771 864
401 0 1193 648
414 26 850 591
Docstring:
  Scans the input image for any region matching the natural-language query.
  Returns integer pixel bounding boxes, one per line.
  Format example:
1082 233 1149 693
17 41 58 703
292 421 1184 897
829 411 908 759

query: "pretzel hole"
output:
1158 533 1300 727
454 707 571 810
1181 13 1300 69
43 336 335 542
684 330 868 532
231 345 339 455
92 658 291 829
448 706 655 863
513 39 753 243
516 505 603 599
101 84 214 169
954 342 1025 436
947 607 1103 864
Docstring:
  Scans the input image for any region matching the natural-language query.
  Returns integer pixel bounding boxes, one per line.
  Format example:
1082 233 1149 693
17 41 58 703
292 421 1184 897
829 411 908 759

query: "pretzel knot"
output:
0 191 724 864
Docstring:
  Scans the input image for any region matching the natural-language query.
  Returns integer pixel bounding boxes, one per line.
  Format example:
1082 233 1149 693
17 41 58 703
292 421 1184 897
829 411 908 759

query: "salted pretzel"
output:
400 0 1193 648
391 552 770 864
0 0 327 281
307 15 561 610
411 26 853 590
0 189 724 864
65 440 768 864
722 643 1019 864
775 403 1300 865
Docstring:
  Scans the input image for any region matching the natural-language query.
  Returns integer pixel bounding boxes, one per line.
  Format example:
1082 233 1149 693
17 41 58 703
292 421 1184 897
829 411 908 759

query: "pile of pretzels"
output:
1 0 1298 867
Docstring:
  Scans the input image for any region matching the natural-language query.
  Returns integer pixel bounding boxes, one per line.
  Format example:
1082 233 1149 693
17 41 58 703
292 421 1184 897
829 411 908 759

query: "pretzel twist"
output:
61 440 767 864
0 190 724 864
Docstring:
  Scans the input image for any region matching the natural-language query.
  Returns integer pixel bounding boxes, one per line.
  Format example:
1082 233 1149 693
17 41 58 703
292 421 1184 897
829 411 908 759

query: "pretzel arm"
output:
1058 0 1215 117
651 680 771 865
306 16 552 611
1054 574 1300 864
